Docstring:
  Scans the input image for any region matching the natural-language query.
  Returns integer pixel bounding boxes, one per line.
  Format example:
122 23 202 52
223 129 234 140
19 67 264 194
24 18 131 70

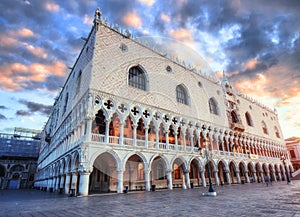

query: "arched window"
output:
231 111 239 123
245 112 253 126
76 70 82 94
274 126 280 138
176 85 188 105
92 110 106 134
262 121 268 134
209 97 219 115
128 66 147 91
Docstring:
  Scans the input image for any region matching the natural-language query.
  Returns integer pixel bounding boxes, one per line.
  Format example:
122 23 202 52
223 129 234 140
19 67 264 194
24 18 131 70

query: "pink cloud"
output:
160 13 171 23
44 2 59 12
169 28 194 43
0 61 67 92
122 12 142 29
137 0 155 6
23 43 48 59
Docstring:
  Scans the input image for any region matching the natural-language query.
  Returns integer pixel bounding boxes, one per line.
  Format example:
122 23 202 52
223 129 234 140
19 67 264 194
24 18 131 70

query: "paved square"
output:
0 180 300 217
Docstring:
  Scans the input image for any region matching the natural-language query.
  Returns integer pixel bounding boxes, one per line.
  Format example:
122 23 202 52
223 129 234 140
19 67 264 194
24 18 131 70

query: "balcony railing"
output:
90 134 280 161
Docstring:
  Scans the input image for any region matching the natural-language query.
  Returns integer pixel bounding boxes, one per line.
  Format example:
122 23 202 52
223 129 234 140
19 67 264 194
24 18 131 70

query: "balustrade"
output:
89 133 281 162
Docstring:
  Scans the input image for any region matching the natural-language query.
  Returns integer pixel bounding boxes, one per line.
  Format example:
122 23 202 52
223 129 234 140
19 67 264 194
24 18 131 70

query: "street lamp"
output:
199 138 217 196
280 155 291 184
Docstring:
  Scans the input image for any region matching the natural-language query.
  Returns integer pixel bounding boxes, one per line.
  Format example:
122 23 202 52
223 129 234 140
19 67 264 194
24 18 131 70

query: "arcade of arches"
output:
35 106 291 195
35 150 292 196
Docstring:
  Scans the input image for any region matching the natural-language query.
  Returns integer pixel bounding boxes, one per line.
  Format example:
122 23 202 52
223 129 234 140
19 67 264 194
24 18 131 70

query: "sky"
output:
0 0 299 139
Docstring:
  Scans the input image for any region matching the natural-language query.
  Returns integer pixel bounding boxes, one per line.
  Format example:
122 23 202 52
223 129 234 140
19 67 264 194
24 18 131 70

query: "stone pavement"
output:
0 180 300 217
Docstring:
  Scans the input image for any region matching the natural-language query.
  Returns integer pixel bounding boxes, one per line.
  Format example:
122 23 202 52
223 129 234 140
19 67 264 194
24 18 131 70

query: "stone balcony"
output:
90 133 280 163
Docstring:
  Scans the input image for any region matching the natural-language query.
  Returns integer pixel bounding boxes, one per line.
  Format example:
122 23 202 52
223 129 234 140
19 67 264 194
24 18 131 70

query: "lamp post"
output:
199 138 217 196
280 155 291 184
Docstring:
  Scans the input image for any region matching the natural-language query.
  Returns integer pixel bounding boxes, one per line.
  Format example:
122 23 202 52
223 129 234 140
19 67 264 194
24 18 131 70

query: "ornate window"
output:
128 66 147 91
209 97 219 115
63 93 68 114
231 111 239 123
176 85 189 105
274 126 280 138
245 112 253 126
262 121 268 134
76 70 82 94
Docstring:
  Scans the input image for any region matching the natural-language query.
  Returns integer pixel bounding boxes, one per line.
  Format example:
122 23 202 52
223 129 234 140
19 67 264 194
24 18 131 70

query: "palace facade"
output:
34 9 291 196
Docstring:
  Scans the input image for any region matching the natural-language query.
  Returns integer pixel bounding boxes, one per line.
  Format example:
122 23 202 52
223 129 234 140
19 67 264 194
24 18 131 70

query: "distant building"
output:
285 137 300 171
0 128 41 189
35 9 290 196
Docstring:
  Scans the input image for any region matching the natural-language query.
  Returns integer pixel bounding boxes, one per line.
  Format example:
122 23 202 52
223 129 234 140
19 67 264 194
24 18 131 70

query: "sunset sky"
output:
0 0 299 139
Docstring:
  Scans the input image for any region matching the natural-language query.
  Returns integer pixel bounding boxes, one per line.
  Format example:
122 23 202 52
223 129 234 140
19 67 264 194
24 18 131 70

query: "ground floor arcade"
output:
34 149 292 196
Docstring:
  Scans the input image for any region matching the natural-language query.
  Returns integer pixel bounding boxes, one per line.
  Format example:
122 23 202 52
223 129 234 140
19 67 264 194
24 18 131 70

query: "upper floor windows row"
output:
128 66 220 115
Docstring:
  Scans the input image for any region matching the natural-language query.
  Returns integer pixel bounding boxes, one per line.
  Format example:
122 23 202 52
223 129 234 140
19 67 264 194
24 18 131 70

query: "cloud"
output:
18 99 52 116
0 105 8 109
137 0 155 7
44 2 60 12
169 28 194 43
0 61 67 91
84 14 93 25
16 110 31 116
160 13 170 23
122 12 143 29
0 114 6 120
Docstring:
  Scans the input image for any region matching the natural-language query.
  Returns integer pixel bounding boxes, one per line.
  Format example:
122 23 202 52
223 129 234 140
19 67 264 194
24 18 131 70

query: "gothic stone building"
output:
35 9 291 196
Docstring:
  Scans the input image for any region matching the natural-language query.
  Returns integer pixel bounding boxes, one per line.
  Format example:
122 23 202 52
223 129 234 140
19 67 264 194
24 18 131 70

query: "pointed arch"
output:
231 111 239 123
109 113 120 137
92 109 106 134
209 97 219 115
262 121 268 134
176 84 190 105
128 65 148 91
245 112 253 126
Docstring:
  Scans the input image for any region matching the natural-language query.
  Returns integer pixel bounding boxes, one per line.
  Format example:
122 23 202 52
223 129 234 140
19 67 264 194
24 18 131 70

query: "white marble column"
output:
85 119 92 141
117 170 123 193
226 171 231 184
166 170 173 190
236 171 241 184
55 176 60 191
105 120 110 143
253 173 257 182
260 172 265 183
119 122 124 145
155 130 159 149
245 172 250 183
144 126 149 148
64 173 71 194
165 131 169 149
60 175 65 192
144 169 150 191
200 171 206 187
214 171 219 186
185 171 191 188
277 171 282 181
175 131 178 151
71 172 78 192
78 172 90 196
133 124 137 146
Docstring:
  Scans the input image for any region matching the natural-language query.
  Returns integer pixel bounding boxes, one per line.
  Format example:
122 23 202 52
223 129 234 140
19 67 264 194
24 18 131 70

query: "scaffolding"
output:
0 128 41 158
